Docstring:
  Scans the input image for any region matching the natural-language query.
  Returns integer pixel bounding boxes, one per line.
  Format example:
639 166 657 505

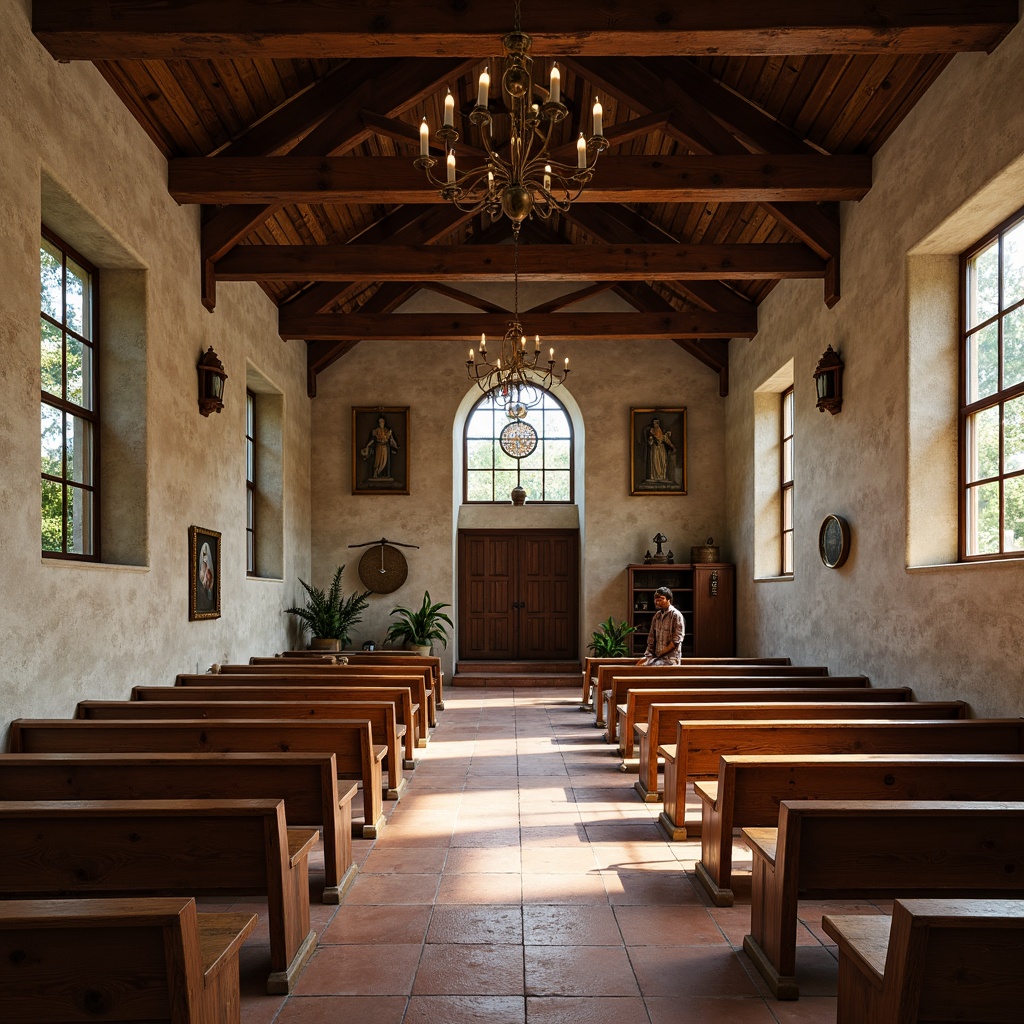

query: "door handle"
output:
512 601 526 610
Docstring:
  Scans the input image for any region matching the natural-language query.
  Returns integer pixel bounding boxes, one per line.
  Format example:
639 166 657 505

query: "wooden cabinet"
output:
627 563 735 658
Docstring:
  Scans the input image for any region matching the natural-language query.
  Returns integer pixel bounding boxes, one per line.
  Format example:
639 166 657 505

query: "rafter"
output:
171 154 873 205
281 310 758 343
34 2 1018 60
215 242 826 283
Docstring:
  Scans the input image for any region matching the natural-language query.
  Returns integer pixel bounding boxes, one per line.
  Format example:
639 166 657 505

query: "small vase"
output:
511 485 527 505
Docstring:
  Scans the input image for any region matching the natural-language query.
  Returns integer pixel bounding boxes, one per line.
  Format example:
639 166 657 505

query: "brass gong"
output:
358 543 409 594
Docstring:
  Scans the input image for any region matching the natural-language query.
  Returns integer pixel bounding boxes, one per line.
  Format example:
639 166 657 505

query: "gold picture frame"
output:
188 525 222 620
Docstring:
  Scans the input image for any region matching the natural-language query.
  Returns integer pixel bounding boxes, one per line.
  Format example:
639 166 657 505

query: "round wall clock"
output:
358 543 409 594
818 514 851 569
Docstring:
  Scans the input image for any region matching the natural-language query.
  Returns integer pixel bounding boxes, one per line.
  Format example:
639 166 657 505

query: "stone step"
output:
453 660 582 688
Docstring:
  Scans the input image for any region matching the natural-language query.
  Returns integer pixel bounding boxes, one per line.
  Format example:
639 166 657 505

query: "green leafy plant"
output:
385 591 454 651
285 565 371 645
586 616 636 657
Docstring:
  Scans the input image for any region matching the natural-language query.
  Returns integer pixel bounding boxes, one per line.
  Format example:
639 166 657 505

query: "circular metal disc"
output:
358 544 409 593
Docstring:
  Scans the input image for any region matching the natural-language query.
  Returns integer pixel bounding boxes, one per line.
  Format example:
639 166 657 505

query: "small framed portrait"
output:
189 525 221 620
353 407 409 495
630 408 687 495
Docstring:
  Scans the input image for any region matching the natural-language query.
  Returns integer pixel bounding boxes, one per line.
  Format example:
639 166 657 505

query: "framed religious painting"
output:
630 408 687 495
189 525 221 620
352 407 409 495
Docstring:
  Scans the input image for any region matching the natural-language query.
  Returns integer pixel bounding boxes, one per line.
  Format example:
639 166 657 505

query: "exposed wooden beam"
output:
216 242 826 282
280 310 757 342
34 2 1018 60
170 154 873 205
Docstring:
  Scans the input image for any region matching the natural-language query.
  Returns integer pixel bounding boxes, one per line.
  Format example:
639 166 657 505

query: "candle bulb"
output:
521 335 526 350
549 64 560 104
549 347 555 362
593 96 603 136
534 335 541 352
577 133 587 169
543 164 551 192
477 67 489 109
444 89 454 127
564 356 570 369
419 117 429 157
469 348 475 363
446 149 456 183
480 333 487 352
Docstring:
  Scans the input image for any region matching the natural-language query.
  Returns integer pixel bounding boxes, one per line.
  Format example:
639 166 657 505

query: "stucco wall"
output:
725 20 1024 717
0 0 312 742
310 283 729 679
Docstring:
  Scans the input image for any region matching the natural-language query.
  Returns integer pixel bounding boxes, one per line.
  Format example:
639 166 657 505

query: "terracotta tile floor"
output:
234 687 888 1023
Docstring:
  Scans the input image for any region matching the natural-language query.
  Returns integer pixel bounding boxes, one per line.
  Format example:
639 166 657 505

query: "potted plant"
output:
586 616 637 657
285 565 371 651
385 591 453 655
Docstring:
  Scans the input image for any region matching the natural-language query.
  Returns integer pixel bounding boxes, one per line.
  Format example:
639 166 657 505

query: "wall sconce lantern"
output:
813 345 844 415
197 346 227 416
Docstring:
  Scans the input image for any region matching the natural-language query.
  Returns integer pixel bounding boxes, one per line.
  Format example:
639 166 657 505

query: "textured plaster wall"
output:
725 20 1024 717
0 0 312 742
310 284 728 679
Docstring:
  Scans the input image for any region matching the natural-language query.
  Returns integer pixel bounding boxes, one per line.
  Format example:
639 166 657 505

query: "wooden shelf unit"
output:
627 563 735 658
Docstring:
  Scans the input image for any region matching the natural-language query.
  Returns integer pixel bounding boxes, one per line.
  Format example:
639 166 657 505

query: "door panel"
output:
459 530 579 660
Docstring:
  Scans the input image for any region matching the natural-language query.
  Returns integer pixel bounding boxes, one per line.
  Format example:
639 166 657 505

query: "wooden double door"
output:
458 530 579 661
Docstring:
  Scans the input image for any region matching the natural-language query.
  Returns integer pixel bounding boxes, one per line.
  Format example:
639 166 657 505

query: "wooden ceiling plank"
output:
215 242 826 282
863 55 952 153
94 62 179 157
280 310 758 342
168 154 873 205
35 2 1018 59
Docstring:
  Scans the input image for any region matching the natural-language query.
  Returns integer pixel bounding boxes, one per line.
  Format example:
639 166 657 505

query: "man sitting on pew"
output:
637 587 685 666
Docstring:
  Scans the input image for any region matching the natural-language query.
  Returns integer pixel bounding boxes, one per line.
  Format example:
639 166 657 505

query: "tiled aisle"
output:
239 687 882 1024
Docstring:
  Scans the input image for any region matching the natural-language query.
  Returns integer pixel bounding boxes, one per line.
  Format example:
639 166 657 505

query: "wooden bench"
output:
0 750 358 903
580 655 792 708
742 799 1024 999
599 668 853 743
77 698 407 800
8 717 388 838
693 752 1024 906
822 898 1024 1023
0 896 257 1024
134 683 421 767
623 684 913 760
269 651 446 708
635 698 966 802
195 667 435 736
0 798 320 994
658 718 1024 839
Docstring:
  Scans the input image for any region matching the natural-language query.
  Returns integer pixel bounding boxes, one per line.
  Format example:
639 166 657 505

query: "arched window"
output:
464 386 574 503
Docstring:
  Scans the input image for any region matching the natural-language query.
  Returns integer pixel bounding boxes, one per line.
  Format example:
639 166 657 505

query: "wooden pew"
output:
0 751 358 904
269 651 445 708
8 717 388 838
196 666 436 736
822 898 1024 1024
77 698 407 800
623 684 913 759
741 799 1024 999
580 655 792 708
599 668 854 744
134 683 421 767
658 718 1024 839
635 698 966 802
0 896 257 1024
693 752 1024 906
0 798 320 994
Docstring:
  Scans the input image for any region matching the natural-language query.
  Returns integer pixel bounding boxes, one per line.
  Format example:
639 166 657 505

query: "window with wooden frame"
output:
961 206 1024 559
780 386 795 575
40 227 99 559
246 388 256 575
464 386 574 503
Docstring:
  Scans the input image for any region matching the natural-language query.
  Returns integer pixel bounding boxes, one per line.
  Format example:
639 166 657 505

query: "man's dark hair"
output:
654 586 673 601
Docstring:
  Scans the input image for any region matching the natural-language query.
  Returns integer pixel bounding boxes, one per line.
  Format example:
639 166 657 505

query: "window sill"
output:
247 574 284 583
754 574 794 583
41 557 149 572
906 557 1024 574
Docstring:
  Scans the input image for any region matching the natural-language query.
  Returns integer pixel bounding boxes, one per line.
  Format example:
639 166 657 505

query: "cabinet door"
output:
692 564 735 656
